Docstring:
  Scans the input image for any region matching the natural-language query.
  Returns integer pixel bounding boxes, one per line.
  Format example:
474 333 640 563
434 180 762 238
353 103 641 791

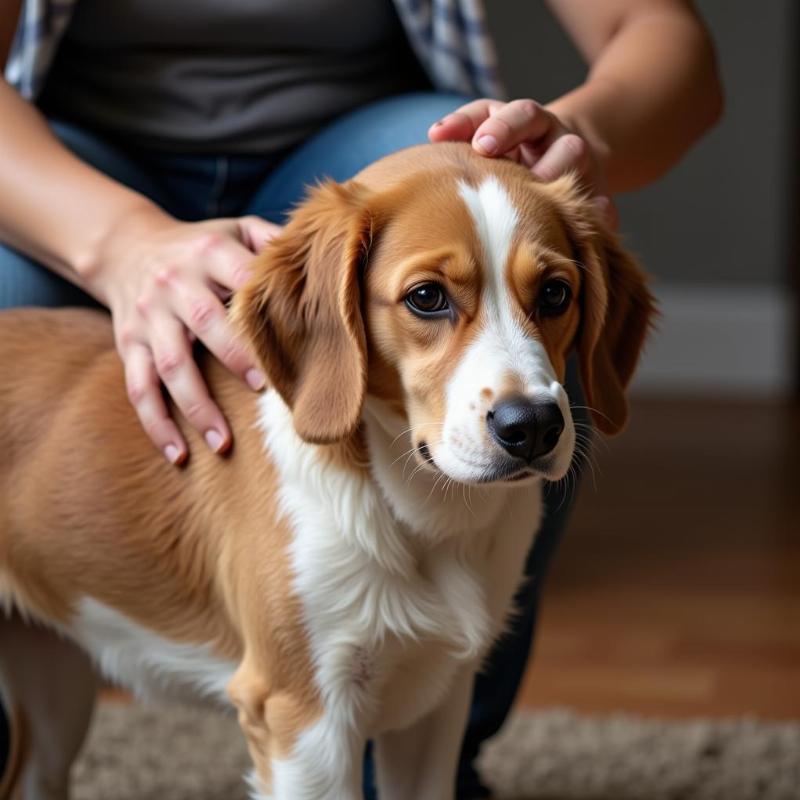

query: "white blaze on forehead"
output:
456 175 532 359
457 176 519 286
434 177 568 482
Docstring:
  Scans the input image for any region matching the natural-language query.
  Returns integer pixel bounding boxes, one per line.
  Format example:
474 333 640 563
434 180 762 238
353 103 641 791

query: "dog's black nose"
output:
487 397 564 462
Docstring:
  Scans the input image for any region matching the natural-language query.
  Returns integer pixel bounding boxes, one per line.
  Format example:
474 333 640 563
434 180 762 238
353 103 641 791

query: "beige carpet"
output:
73 703 800 800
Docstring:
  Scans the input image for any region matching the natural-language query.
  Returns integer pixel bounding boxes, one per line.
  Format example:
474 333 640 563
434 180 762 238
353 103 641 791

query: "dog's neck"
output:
257 391 531 574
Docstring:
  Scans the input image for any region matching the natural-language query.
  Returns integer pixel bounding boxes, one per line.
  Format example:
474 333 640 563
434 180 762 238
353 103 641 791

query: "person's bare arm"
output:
430 0 723 197
0 78 162 289
0 5 275 463
544 0 723 192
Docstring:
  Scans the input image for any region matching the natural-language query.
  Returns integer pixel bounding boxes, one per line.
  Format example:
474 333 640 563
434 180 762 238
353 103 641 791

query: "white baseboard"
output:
631 283 795 397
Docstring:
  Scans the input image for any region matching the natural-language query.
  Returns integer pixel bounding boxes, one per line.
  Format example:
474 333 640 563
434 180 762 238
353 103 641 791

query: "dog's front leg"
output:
375 666 476 800
229 659 366 800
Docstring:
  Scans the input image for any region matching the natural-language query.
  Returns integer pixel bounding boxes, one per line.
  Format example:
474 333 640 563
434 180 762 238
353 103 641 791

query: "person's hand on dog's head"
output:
429 97 618 229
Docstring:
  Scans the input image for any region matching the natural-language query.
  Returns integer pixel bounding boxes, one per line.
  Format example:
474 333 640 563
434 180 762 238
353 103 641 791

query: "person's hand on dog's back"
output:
89 209 279 464
0 78 280 465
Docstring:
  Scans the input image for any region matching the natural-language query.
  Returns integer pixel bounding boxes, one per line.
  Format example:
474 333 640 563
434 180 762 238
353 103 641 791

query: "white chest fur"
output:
260 391 541 733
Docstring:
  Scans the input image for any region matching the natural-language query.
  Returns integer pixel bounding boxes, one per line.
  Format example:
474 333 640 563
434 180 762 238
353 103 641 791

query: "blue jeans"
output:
0 92 583 798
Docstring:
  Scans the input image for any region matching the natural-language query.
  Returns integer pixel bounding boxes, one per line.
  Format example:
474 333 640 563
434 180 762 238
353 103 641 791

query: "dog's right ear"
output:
543 174 656 436
231 181 373 444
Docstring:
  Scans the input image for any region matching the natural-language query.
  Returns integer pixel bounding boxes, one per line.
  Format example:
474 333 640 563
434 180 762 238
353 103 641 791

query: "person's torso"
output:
37 0 428 153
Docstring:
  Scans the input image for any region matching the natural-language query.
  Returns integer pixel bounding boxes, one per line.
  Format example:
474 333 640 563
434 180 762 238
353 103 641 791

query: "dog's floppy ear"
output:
231 180 372 444
545 175 656 436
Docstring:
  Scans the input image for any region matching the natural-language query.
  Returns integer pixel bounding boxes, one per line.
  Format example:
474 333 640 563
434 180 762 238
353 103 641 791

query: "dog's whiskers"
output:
390 421 444 447
570 403 613 426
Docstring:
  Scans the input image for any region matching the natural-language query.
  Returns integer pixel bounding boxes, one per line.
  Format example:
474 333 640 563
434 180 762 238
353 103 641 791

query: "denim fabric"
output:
0 91 585 799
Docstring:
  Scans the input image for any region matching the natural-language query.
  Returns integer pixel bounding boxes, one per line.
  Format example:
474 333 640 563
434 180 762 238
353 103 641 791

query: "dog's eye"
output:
405 283 450 317
538 279 572 316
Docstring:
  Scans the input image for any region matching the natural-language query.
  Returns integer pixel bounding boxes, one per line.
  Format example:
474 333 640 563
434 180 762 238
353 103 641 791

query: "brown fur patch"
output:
541 174 657 433
231 181 371 446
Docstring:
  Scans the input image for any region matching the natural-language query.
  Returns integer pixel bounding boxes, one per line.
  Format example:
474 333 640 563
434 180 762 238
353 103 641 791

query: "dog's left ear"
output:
231 180 372 444
545 175 657 436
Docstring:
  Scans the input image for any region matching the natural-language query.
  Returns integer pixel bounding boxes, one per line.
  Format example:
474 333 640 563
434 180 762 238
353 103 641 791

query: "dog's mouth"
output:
503 470 533 482
476 460 537 485
414 440 445 476
418 440 435 466
416 441 543 486
498 453 563 484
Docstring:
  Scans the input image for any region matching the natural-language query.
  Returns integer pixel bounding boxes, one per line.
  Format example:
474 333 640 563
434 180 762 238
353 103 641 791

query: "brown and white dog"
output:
0 142 654 800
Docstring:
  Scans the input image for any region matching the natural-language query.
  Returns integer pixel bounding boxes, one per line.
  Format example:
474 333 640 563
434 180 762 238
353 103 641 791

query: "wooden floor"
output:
517 396 800 720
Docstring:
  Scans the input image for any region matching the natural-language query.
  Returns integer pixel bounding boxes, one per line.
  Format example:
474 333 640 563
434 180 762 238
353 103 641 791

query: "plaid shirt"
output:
5 0 505 101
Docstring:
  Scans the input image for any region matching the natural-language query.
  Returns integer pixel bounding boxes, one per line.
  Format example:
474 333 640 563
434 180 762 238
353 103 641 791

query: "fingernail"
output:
246 368 266 391
476 135 498 155
164 444 182 464
434 113 458 128
205 429 225 453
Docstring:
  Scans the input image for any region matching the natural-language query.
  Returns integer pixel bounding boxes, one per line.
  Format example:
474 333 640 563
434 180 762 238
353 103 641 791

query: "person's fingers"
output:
237 215 282 255
174 285 266 391
516 140 542 170
428 98 504 142
472 99 555 157
123 343 187 464
429 111 478 143
149 315 232 454
163 228 255 294
530 133 591 183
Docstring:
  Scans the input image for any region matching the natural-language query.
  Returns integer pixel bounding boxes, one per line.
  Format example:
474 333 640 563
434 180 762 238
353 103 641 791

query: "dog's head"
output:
233 145 655 486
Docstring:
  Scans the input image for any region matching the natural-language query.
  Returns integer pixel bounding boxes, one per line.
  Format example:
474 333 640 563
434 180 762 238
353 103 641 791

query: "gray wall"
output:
486 0 794 287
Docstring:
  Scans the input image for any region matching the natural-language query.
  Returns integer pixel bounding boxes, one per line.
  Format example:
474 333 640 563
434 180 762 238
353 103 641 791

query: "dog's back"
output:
0 310 118 611
0 308 114 471
0 307 250 632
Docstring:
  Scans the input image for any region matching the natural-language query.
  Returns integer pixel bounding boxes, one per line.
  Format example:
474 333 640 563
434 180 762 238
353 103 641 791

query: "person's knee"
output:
246 92 476 224
335 91 474 156
362 91 473 129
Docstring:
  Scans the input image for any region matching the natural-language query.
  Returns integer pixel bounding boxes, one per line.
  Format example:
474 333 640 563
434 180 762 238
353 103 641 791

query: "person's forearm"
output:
0 79 171 301
546 5 723 193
